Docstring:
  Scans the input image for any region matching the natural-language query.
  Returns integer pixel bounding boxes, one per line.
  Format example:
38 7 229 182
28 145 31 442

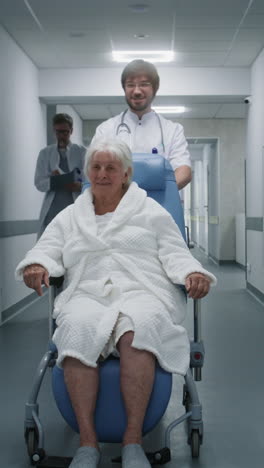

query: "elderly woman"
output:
16 139 216 468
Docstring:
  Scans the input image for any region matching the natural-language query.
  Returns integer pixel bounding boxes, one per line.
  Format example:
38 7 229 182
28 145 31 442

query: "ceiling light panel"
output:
112 50 174 62
152 106 186 114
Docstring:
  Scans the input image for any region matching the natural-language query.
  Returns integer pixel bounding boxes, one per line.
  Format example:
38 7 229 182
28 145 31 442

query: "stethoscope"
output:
116 109 165 153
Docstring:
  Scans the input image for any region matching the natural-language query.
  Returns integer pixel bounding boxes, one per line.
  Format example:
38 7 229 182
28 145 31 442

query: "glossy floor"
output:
1 250 263 468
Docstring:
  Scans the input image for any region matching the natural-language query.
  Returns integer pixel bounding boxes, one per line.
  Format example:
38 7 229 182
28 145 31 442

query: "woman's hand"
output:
185 273 211 299
23 264 49 296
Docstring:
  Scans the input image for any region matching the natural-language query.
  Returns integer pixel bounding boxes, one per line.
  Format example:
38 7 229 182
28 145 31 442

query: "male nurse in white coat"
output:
35 113 86 238
91 59 192 190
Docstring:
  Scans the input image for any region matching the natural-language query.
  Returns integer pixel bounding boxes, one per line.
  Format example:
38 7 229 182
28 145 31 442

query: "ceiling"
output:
1 0 263 119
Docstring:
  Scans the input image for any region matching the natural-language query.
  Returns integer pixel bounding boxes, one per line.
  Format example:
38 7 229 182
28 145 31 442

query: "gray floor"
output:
1 249 264 468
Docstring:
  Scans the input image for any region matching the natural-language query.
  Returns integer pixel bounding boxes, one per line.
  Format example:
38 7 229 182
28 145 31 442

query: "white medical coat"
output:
92 109 191 170
34 142 86 236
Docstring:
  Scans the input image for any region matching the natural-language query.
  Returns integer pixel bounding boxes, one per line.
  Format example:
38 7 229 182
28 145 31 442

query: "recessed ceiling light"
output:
112 50 174 63
69 32 86 38
152 106 186 114
134 33 149 39
129 4 149 13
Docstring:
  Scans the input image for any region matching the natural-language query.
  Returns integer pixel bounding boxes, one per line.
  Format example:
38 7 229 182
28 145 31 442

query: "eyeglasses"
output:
55 129 71 135
125 81 152 90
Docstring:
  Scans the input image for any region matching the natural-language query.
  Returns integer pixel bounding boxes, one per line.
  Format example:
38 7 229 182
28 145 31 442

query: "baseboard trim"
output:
247 282 264 304
209 254 243 268
236 262 246 271
209 254 235 265
219 260 237 265
208 255 218 265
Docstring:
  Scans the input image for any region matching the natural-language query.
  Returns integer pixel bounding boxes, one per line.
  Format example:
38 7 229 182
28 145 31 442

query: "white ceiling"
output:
1 0 263 119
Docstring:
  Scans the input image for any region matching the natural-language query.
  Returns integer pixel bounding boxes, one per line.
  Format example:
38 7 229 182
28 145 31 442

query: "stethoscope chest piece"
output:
116 109 165 153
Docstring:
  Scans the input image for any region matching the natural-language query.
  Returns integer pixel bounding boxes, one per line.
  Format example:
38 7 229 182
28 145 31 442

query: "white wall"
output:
0 235 37 313
191 160 202 247
0 26 46 318
56 105 84 145
246 48 264 296
207 142 220 261
83 120 104 146
202 145 210 256
39 67 250 100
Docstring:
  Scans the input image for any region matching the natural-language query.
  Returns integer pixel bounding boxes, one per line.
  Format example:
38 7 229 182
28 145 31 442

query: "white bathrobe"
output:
16 182 216 375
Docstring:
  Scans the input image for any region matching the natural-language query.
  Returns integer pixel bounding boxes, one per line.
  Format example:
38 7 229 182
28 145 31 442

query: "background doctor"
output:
91 59 192 190
35 113 86 238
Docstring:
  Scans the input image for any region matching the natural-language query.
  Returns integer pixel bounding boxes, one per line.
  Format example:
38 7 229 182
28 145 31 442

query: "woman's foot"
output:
69 446 100 468
122 444 151 468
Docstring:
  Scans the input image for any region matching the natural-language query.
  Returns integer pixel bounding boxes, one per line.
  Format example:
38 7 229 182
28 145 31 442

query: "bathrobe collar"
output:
73 181 147 240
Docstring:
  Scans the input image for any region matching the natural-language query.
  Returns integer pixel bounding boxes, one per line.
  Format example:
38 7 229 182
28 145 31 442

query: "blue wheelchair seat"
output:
53 358 172 443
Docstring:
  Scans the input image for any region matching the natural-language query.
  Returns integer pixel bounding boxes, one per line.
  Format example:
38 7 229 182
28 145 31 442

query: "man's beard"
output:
125 97 151 113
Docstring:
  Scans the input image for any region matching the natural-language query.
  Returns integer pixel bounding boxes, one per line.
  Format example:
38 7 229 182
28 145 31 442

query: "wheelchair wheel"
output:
25 428 45 465
26 428 38 456
191 430 200 458
152 447 171 464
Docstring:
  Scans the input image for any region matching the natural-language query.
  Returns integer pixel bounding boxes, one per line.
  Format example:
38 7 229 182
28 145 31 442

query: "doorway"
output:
183 138 218 257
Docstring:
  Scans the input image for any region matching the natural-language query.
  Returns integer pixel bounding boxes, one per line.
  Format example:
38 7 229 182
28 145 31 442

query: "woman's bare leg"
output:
63 357 99 449
117 331 155 445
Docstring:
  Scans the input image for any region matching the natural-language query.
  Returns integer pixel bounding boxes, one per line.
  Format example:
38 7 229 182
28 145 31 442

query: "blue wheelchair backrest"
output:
132 153 186 241
83 153 186 242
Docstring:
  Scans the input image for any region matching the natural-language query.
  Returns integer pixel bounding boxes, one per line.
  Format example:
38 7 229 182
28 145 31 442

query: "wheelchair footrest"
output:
112 447 171 465
36 456 72 468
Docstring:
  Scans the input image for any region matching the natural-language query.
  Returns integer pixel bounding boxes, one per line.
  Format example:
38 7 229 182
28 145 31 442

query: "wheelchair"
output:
24 154 205 467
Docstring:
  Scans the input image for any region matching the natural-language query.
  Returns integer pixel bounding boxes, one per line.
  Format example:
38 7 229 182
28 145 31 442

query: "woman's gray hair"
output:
84 138 133 184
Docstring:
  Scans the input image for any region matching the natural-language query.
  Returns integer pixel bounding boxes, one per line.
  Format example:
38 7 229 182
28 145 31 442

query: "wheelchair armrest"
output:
48 277 64 341
193 299 201 342
49 276 64 288
193 299 203 381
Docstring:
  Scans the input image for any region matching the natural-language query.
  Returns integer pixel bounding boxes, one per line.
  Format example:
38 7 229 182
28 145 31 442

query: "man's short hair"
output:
121 59 160 95
52 113 73 129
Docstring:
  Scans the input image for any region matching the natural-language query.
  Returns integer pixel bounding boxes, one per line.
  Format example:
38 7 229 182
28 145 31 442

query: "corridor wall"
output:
246 48 264 301
0 26 46 323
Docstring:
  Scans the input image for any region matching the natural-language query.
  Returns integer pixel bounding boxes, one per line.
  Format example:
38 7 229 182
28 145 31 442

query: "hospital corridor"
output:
0 1 264 468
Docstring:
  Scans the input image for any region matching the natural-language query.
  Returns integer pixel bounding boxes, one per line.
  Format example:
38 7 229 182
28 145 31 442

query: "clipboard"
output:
50 168 81 190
